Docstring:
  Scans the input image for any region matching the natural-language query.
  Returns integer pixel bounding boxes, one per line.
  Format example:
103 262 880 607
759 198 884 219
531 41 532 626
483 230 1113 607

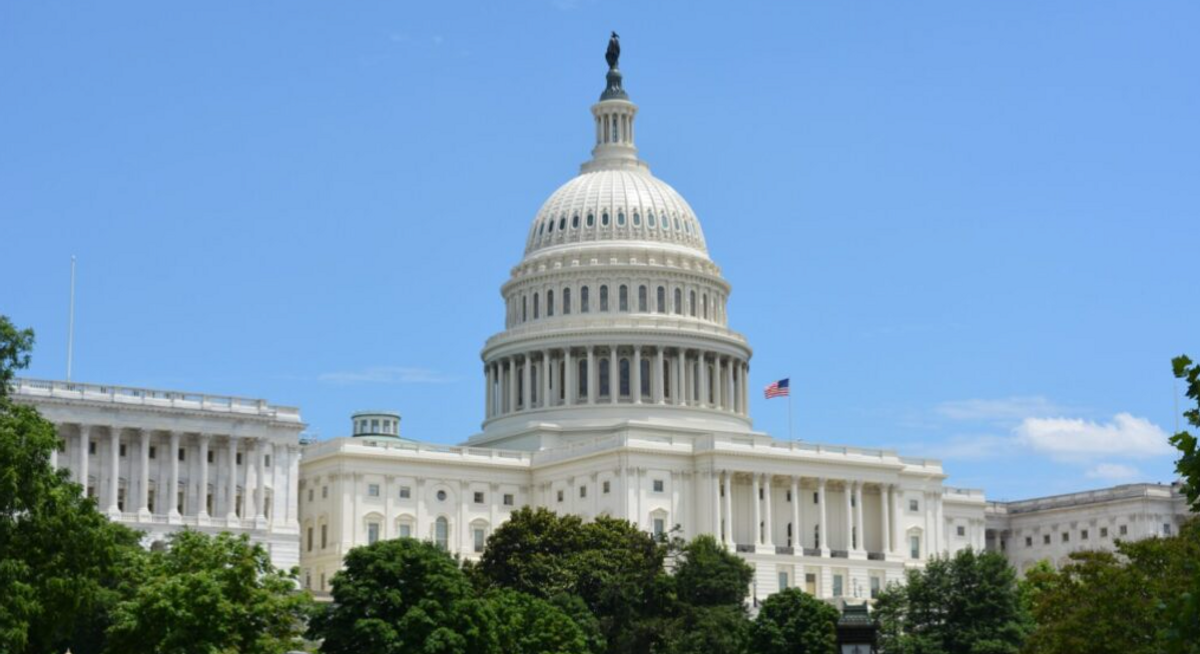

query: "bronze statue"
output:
606 31 620 70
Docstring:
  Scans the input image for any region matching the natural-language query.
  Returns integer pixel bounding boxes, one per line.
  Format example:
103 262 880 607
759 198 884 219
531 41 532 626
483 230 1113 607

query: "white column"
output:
817 478 828 553
484 365 492 418
78 425 91 497
609 346 618 404
565 348 574 406
198 434 210 519
587 347 597 404
632 345 642 404
521 355 531 411
713 356 722 409
673 351 683 405
226 437 239 521
287 445 300 528
244 439 258 521
791 476 801 551
854 481 865 553
842 481 852 552
743 362 750 415
698 352 708 407
138 429 151 519
712 471 722 539
655 348 665 404
168 431 181 521
507 358 516 413
752 473 762 546
107 426 120 514
763 474 774 547
723 470 734 547
936 494 945 555
881 485 891 555
891 485 902 556
542 350 552 408
726 359 735 412
254 440 267 520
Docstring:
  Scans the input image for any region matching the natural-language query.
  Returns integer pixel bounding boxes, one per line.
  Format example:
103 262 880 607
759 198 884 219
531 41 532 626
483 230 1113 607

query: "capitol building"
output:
11 40 1190 604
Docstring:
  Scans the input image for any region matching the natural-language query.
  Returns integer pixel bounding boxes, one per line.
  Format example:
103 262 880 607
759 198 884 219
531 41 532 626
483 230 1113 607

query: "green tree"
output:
487 588 592 654
875 549 1028 654
104 530 312 654
660 605 750 654
311 537 497 654
672 534 753 608
0 316 144 654
749 588 838 654
1169 355 1200 653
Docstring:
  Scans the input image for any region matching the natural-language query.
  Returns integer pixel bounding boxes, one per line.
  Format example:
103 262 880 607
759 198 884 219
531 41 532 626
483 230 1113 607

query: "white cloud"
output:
317 366 455 385
935 396 1072 422
1015 413 1172 461
925 434 1018 460
1085 463 1141 481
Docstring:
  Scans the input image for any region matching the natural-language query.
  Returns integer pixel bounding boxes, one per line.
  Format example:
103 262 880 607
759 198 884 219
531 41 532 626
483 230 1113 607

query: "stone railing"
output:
830 549 849 558
943 487 986 501
736 543 756 553
303 437 534 465
775 545 794 555
803 547 822 557
990 483 1181 515
11 378 302 423
867 552 886 561
483 314 751 350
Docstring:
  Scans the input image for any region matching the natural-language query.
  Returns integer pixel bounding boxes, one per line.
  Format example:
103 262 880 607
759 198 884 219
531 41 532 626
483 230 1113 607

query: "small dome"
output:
524 168 709 257
351 411 402 439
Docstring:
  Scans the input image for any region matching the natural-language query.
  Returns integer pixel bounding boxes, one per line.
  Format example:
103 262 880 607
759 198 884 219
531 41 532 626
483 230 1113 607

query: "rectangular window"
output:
1025 536 1033 547
400 486 411 499
399 524 412 538
778 571 790 590
870 576 881 599
653 480 664 493
321 525 328 549
1081 529 1089 540
120 444 127 457
236 453 242 465
957 525 965 537
580 486 587 498
1062 532 1069 543
149 446 156 459
307 527 313 552
654 518 665 537
1164 523 1172 535
308 488 314 502
909 499 919 512
474 528 486 552
88 440 96 455
474 491 485 504
368 484 380 497
367 522 380 545
813 492 819 504
265 455 271 467
910 535 920 559
557 490 564 503
1101 527 1109 538
1120 525 1128 536
207 450 214 464
1043 534 1051 545
786 490 792 502
503 493 514 506
603 480 611 494
832 574 844 597
178 448 185 461
322 486 328 499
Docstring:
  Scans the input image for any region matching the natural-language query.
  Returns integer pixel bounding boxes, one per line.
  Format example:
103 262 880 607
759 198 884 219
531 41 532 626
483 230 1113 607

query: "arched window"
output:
563 288 571 315
548 219 555 233
435 517 449 550
522 296 528 322
600 285 609 311
702 294 709 320
558 216 566 231
648 211 656 228
685 220 692 234
602 211 610 227
547 290 555 317
674 288 682 314
638 285 647 312
633 211 641 227
587 212 595 227
619 358 630 397
539 222 545 236
618 211 626 227
581 286 590 313
640 358 651 397
689 291 697 317
656 286 666 313
619 285 629 312
599 358 611 397
572 214 579 229
533 293 540 319
578 360 588 397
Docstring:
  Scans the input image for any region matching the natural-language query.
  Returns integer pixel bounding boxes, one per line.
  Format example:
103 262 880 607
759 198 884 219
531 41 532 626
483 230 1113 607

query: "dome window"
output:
533 293 540 319
674 288 682 314
539 222 545 235
558 216 566 231
684 221 692 234
602 211 610 227
617 211 626 227
599 285 609 311
637 285 648 312
548 220 554 233
673 217 681 231
547 290 555 317
580 286 590 313
563 287 571 314
586 213 595 227
632 211 641 227
619 285 629 312
657 286 666 313
572 214 579 229
648 211 656 228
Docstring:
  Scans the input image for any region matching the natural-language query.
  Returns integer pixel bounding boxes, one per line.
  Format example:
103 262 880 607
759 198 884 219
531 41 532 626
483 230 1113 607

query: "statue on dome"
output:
606 31 620 70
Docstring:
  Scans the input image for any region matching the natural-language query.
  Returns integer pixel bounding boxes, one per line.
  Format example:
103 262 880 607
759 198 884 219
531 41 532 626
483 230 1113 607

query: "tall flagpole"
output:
66 255 76 382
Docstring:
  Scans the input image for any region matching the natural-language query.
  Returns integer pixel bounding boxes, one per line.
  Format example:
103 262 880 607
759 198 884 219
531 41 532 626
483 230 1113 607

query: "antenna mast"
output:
67 255 76 381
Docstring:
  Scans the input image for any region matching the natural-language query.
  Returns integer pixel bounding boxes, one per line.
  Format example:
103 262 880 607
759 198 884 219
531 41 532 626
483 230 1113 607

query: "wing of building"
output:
294 45 989 603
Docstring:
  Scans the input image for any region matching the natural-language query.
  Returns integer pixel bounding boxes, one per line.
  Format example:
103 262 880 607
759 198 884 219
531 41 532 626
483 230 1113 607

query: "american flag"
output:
764 378 790 399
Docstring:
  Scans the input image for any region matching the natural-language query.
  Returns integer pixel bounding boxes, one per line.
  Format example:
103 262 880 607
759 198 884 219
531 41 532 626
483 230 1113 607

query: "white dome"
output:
524 168 709 257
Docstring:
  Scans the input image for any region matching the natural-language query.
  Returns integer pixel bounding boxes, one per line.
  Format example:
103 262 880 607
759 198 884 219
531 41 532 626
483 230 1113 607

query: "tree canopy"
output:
749 587 839 654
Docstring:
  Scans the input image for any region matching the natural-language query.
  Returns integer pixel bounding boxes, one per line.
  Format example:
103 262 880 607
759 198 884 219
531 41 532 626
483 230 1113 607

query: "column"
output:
673 351 683 405
791 476 801 551
817 478 828 553
542 350 552 408
711 471 721 539
936 494 945 555
713 356 722 409
107 426 120 514
752 473 762 546
742 363 750 416
168 431 181 521
632 345 642 405
655 347 665 404
521 355 531 410
484 365 493 418
698 352 708 407
723 470 734 547
507 358 516 413
254 440 267 520
565 348 574 406
198 434 210 519
138 429 151 519
78 425 91 497
287 445 301 528
880 485 891 555
726 360 735 412
609 346 618 404
763 474 774 547
890 485 902 556
226 437 239 521
587 347 597 404
842 481 852 552
244 439 258 521
854 481 865 553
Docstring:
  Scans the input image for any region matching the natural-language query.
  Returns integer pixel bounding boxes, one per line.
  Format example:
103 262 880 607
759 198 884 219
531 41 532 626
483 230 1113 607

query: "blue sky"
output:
2 1 1196 500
